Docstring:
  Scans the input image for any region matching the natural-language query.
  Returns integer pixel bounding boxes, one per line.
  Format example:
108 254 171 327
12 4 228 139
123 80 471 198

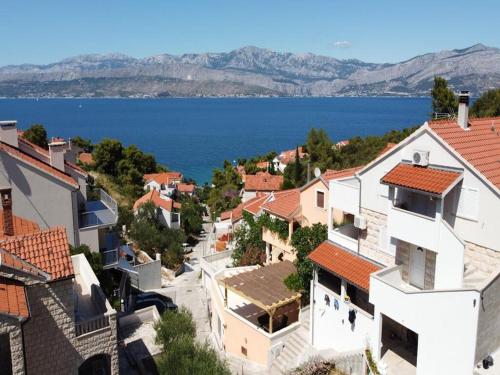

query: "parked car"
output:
133 292 178 314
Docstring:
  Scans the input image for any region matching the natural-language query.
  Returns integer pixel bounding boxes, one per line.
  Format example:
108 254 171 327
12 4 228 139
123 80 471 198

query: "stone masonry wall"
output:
395 240 436 290
475 272 500 364
0 317 25 375
359 208 394 266
22 279 118 374
464 241 500 276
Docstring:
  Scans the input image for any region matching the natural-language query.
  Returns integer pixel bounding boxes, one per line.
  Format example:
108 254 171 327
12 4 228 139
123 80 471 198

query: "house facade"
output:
133 189 181 229
308 95 500 375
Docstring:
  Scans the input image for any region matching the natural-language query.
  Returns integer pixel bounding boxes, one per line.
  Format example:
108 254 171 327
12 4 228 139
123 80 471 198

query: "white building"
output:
308 93 500 375
133 189 181 229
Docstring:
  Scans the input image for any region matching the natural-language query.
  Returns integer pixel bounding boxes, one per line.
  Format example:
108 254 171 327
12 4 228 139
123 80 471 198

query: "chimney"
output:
0 187 14 236
48 138 67 171
457 91 470 130
0 121 19 148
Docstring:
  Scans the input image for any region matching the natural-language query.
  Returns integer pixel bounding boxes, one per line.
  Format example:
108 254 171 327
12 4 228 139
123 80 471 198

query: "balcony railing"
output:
329 223 358 252
79 189 118 229
75 314 110 337
388 206 439 251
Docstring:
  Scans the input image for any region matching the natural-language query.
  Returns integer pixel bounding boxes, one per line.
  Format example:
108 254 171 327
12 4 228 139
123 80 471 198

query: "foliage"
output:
470 88 500 118
239 246 266 266
93 138 124 175
179 195 204 237
431 76 458 116
365 349 380 375
232 211 266 266
206 160 242 218
71 136 93 152
155 308 231 375
286 223 327 296
306 128 334 171
290 358 345 375
129 202 185 268
258 214 289 240
23 124 48 148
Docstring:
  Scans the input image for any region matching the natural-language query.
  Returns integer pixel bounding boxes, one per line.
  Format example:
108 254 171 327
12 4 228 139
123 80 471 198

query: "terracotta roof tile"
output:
0 277 29 318
0 141 79 188
381 163 462 195
0 210 40 240
177 183 196 193
321 166 364 182
143 172 183 185
308 241 381 291
220 210 232 221
429 117 500 190
244 172 283 192
133 189 181 212
1 228 74 280
78 152 94 165
261 189 300 219
279 147 307 165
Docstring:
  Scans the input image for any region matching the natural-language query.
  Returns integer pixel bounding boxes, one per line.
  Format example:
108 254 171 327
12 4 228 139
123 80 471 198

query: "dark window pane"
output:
347 283 374 316
316 191 325 208
318 268 341 295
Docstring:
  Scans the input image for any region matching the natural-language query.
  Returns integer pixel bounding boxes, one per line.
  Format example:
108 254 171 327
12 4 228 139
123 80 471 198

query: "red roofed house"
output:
176 182 196 196
241 172 283 202
143 171 183 197
0 211 118 374
272 146 307 173
134 189 181 229
0 121 119 257
308 92 500 375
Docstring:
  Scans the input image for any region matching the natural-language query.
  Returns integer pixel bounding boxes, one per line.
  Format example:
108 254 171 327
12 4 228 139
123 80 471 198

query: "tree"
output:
93 138 124 175
285 223 327 297
23 124 48 148
180 196 204 238
155 308 231 375
431 76 458 116
293 146 304 185
470 89 500 118
231 212 266 266
71 136 93 152
306 128 333 170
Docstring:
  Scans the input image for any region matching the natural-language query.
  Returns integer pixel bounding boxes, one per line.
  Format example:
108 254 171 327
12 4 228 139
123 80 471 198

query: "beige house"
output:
209 261 303 368
0 198 118 375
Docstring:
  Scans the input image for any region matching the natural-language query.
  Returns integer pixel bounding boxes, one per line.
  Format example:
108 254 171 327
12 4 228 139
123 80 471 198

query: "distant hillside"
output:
1 44 499 98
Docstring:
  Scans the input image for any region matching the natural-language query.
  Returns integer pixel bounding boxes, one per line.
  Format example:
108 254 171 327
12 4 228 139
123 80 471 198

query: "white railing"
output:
388 206 438 251
329 226 358 252
99 188 117 214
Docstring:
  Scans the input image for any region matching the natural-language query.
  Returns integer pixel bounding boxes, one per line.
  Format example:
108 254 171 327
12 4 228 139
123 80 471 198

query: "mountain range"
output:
1 44 499 98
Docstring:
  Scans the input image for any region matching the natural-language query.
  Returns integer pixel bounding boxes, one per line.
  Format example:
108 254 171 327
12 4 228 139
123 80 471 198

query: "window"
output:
346 283 374 316
456 186 479 220
316 190 325 208
318 268 341 295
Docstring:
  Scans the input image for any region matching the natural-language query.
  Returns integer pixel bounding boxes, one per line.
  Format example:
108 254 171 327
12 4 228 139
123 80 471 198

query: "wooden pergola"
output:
221 261 301 334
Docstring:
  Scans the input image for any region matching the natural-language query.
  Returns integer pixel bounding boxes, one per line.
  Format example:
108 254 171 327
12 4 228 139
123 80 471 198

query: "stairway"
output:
270 326 312 375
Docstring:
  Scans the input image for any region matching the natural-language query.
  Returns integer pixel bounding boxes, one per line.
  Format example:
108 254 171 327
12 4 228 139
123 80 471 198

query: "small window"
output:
318 268 341 295
316 191 325 208
241 346 247 356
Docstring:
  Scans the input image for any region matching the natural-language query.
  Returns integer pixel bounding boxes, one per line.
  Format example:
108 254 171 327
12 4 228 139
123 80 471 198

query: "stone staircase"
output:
270 327 311 375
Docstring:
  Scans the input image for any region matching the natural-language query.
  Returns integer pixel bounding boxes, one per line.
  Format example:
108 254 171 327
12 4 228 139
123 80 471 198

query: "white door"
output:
409 245 426 289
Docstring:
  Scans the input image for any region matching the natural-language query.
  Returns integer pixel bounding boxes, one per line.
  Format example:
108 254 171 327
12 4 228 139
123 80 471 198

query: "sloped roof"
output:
279 147 307 165
78 152 94 165
0 142 79 188
143 172 183 185
133 189 181 212
244 172 283 192
0 247 49 280
221 261 300 309
321 166 364 182
1 228 74 280
308 241 381 291
261 189 300 220
381 163 462 196
0 209 40 240
242 194 270 217
177 183 196 193
0 277 29 318
428 117 500 190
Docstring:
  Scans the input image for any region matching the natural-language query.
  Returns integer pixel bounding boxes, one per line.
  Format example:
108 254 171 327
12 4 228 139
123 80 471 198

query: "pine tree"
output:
431 76 458 117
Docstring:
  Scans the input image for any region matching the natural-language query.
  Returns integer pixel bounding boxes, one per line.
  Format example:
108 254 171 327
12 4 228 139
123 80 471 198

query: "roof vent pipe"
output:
458 91 470 130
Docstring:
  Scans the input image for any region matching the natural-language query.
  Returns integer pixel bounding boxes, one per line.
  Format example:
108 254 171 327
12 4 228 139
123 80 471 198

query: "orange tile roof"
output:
0 210 40 240
261 189 300 220
381 163 462 195
0 142 79 188
308 241 381 291
242 194 270 217
78 152 94 165
256 161 269 169
321 166 364 182
0 277 29 318
177 183 196 193
133 189 181 212
244 172 283 192
279 147 307 165
0 248 49 280
429 117 500 190
220 210 232 221
1 228 74 280
143 172 183 185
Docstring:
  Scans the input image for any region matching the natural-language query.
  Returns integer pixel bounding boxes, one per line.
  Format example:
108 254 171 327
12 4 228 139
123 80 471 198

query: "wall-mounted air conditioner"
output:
354 215 367 230
412 150 429 167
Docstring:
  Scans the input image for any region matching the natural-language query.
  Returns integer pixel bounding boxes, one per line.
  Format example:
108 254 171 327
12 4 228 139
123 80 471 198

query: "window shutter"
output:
457 186 479 220
316 191 325 208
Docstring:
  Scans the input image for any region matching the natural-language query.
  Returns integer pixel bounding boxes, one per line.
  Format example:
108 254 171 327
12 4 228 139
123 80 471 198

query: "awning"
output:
308 241 382 291
380 163 462 196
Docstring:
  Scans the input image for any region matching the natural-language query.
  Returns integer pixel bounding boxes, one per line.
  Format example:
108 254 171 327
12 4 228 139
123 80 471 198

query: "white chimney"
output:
457 91 470 130
48 138 67 171
0 121 19 148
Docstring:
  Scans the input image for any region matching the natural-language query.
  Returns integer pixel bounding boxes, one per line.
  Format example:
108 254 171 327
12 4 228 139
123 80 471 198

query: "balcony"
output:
72 254 116 337
388 206 439 251
79 189 118 229
330 178 359 216
262 228 294 254
328 223 358 252
102 243 136 271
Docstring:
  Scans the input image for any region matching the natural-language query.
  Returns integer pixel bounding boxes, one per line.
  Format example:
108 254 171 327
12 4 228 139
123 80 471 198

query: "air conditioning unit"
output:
354 215 367 230
412 150 429 167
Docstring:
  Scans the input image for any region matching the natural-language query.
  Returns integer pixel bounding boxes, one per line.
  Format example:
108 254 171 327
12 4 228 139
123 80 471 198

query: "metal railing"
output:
75 314 110 337
99 188 118 214
102 249 119 267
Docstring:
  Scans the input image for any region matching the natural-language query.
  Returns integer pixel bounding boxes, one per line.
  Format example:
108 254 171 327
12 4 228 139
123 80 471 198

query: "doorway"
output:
409 245 426 289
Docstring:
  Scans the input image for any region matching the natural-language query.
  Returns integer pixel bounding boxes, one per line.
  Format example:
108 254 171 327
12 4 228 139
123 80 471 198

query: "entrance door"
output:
409 245 426 289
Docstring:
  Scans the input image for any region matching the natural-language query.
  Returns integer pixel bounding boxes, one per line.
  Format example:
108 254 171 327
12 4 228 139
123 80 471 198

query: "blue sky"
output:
1 0 499 66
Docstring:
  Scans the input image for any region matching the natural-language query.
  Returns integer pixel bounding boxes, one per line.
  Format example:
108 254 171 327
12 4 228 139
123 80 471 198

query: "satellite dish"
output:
314 167 321 178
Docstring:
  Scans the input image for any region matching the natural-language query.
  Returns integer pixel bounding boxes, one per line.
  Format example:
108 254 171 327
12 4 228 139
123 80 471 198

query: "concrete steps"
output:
270 328 311 375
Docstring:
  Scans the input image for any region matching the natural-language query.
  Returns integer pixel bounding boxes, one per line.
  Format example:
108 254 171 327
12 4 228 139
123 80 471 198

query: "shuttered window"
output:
456 186 479 220
316 191 325 208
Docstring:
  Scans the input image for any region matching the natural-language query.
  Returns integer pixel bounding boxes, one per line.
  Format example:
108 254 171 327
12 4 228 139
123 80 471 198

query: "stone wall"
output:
0 317 24 375
22 279 118 374
358 208 394 266
395 240 435 290
464 241 500 276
